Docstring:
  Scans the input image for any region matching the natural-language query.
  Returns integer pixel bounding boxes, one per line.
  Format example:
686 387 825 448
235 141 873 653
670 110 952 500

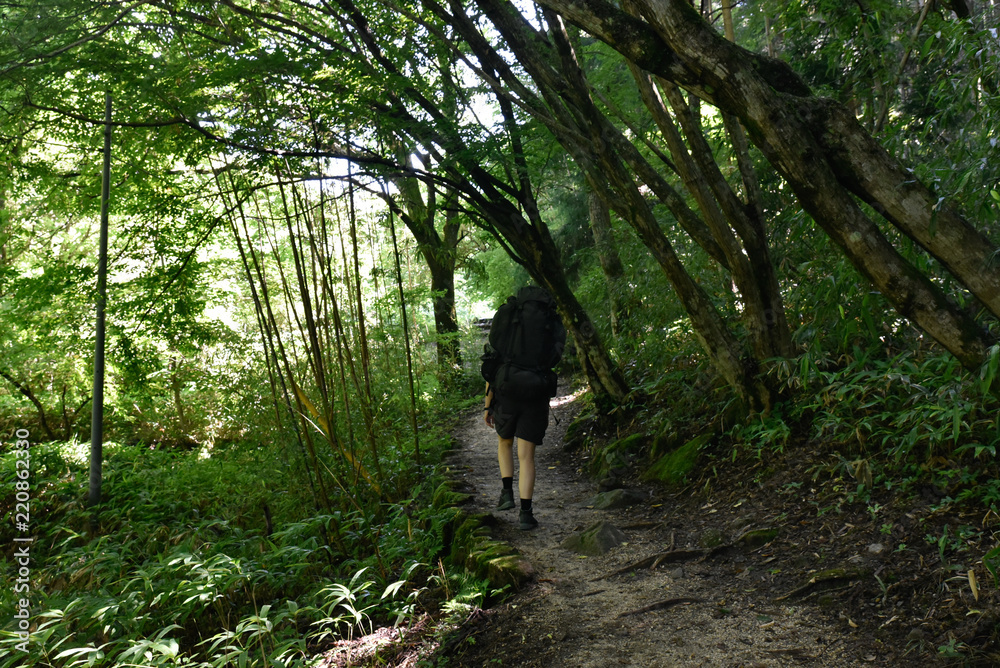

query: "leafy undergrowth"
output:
576 343 1000 665
0 407 495 668
6 340 1000 666
748 441 1000 664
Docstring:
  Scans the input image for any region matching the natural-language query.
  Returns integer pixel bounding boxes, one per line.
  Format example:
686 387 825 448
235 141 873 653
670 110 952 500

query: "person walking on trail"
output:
481 285 566 530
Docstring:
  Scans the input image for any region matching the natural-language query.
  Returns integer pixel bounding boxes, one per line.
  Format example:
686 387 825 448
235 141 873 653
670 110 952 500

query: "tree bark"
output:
390 151 463 383
537 0 997 369
471 0 772 407
588 190 629 336
328 0 629 404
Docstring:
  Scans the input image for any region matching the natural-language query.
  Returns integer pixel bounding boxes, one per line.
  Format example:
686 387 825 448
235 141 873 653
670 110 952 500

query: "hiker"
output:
481 285 566 530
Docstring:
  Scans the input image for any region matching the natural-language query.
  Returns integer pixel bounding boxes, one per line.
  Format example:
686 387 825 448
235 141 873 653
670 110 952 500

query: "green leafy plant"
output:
983 544 1000 588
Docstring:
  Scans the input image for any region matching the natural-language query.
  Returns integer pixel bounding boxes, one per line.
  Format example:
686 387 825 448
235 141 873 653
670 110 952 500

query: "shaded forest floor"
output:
323 378 1000 667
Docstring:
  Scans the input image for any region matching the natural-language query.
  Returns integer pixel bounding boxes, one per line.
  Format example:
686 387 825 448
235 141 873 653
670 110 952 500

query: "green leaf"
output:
984 545 1000 586
382 579 407 599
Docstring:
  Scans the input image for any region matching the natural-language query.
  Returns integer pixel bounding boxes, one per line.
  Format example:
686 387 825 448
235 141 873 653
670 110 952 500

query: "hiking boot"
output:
496 488 515 511
518 509 538 531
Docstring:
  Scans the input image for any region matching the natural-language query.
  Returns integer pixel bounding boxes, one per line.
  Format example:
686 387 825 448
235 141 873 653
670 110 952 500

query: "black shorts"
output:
492 393 550 444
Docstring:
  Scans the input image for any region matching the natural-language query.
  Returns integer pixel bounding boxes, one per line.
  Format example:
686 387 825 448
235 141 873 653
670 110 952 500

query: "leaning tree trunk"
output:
334 0 630 406
473 0 774 408
478 37 632 406
628 63 793 362
482 193 631 406
538 0 997 370
806 97 1000 319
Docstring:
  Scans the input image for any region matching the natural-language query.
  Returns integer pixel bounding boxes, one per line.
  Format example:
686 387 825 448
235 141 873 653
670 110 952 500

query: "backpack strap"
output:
510 301 525 365
497 296 519 388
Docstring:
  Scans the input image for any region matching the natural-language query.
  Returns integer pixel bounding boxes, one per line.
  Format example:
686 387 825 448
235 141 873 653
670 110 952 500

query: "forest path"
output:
439 378 900 667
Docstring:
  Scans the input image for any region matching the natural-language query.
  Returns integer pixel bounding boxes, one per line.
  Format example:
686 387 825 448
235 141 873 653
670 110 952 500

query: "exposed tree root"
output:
773 567 869 602
618 597 704 618
594 528 778 581
594 548 712 581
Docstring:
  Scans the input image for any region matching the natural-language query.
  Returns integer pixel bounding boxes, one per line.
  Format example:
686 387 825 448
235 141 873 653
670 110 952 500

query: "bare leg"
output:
497 436 515 479
517 439 536 500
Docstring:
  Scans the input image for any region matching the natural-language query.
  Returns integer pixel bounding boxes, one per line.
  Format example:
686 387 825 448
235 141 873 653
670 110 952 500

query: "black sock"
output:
502 477 513 491
520 498 532 512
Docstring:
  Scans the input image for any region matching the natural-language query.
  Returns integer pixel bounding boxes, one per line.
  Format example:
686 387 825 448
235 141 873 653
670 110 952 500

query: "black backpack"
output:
480 286 566 399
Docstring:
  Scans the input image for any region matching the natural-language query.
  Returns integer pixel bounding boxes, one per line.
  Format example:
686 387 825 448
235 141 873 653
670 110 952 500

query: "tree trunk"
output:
169 357 187 431
805 96 1000 320
588 190 629 336
427 238 461 379
474 0 773 408
334 0 630 405
538 0 997 369
391 150 463 384
629 63 793 361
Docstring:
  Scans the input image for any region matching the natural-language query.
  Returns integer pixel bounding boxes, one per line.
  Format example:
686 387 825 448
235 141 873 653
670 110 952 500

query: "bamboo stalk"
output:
88 92 112 510
388 207 421 466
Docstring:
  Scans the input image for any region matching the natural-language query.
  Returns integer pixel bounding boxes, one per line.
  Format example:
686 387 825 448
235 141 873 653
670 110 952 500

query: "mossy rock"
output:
651 429 683 459
461 539 533 589
451 515 490 548
560 521 627 556
445 512 534 590
615 433 647 451
698 528 726 548
431 481 472 508
735 528 778 549
484 554 535 588
643 433 712 485
591 433 647 477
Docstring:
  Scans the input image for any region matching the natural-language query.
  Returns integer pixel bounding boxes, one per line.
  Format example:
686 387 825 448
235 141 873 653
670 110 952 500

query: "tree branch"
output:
0 369 57 440
25 101 185 128
0 0 156 77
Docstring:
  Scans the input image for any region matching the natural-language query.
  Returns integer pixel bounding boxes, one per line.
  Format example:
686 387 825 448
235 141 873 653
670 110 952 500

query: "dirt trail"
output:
440 379 902 667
